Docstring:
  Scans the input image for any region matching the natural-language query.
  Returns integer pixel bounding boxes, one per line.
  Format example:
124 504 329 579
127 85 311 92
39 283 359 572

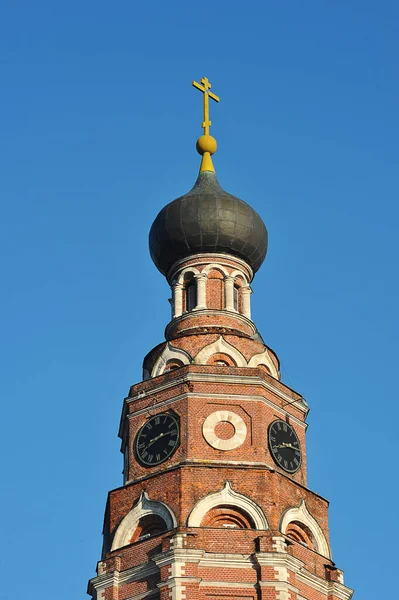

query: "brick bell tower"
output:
88 77 354 600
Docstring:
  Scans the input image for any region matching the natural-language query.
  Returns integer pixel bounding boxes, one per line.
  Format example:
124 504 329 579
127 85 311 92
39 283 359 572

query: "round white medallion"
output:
202 410 247 450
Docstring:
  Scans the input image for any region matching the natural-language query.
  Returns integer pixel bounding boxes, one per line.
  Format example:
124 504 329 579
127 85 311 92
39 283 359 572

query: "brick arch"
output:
201 505 255 529
279 499 331 558
111 491 177 551
206 352 236 367
187 481 268 530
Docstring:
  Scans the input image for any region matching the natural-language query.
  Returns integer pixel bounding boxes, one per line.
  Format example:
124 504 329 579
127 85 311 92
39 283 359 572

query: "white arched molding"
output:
248 348 279 379
151 342 192 378
280 499 331 558
229 269 249 283
187 481 269 530
111 491 177 551
201 263 230 277
193 336 247 367
175 266 201 284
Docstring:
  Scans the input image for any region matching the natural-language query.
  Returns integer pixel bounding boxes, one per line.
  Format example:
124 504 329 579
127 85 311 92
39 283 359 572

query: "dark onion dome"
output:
149 171 268 277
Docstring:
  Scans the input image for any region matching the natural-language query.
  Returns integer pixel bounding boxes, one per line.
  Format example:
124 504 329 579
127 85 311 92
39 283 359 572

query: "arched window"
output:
233 285 239 311
164 359 184 373
129 514 168 543
186 282 196 310
184 273 197 311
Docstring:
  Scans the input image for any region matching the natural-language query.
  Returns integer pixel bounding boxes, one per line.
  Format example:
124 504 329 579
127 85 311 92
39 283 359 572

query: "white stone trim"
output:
111 491 177 550
202 410 247 450
193 336 247 367
150 342 192 379
280 499 331 558
187 481 269 529
248 347 279 379
199 581 256 589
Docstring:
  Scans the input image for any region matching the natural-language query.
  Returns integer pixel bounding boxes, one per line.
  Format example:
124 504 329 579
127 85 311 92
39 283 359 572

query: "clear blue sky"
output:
1 2 398 598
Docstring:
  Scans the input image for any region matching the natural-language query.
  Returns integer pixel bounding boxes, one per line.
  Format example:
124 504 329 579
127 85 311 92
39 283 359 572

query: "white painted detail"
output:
111 491 177 551
248 347 279 379
202 410 247 450
151 342 192 378
280 499 331 558
193 336 247 367
274 566 289 582
272 536 288 553
187 481 269 529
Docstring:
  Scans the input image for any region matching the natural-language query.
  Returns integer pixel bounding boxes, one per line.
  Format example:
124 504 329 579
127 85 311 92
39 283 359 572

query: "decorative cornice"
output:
165 309 257 339
297 568 353 600
167 252 253 283
126 390 307 428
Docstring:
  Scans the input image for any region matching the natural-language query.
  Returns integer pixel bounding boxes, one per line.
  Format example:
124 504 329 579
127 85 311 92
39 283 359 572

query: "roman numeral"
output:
156 454 161 462
154 416 160 425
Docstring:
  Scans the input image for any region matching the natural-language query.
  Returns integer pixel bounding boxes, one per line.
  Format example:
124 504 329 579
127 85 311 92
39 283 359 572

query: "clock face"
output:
268 419 302 473
134 413 180 467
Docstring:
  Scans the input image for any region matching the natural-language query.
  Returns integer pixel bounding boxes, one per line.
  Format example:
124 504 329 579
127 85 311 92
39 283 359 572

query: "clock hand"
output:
148 432 165 445
274 443 299 450
147 430 174 447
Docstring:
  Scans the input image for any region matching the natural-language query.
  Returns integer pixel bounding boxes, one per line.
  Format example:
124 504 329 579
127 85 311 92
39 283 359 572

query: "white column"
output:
194 273 207 310
172 282 184 318
241 286 252 319
224 275 236 311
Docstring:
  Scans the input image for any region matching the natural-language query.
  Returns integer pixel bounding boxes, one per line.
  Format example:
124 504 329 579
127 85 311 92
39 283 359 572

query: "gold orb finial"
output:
192 77 220 173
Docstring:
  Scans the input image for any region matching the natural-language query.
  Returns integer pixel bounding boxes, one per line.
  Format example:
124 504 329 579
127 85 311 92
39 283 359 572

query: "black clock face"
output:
134 413 180 467
268 419 302 473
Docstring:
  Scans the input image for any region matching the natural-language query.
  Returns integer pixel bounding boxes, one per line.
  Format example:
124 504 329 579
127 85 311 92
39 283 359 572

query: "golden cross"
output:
192 77 220 135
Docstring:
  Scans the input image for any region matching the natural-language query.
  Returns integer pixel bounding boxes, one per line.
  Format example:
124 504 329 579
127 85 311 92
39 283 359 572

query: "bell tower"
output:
88 78 354 600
